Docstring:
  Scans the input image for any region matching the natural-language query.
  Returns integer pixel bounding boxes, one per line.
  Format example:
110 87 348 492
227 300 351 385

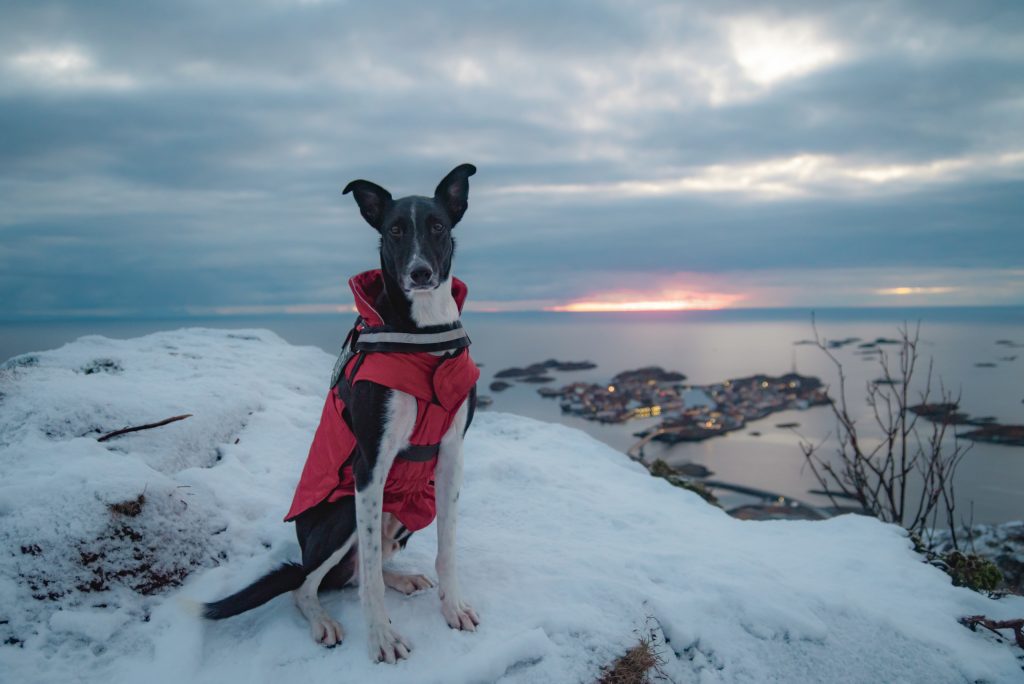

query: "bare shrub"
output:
799 320 971 549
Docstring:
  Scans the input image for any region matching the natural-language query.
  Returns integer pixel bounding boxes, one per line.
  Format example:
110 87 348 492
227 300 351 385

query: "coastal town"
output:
486 351 1024 450
534 366 831 442
510 364 840 521
482 348 1023 528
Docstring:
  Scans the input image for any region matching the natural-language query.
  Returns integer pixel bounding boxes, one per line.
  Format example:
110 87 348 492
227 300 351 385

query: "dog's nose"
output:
410 267 433 286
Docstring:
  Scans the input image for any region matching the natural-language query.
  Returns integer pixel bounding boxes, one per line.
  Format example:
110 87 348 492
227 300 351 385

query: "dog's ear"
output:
342 180 393 231
434 163 476 226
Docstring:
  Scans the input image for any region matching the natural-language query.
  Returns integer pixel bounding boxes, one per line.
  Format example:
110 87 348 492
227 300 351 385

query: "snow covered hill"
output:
1 329 1021 683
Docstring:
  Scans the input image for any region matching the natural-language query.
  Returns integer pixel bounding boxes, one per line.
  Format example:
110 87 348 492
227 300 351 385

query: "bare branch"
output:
800 319 970 547
960 616 1024 649
97 414 193 442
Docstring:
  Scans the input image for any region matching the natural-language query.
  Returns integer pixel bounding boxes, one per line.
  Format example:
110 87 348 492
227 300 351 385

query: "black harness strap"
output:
398 444 440 462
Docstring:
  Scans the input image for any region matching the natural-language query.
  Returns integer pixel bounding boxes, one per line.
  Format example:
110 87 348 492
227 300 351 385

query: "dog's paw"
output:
310 615 345 648
383 571 434 595
368 623 411 663
440 595 480 632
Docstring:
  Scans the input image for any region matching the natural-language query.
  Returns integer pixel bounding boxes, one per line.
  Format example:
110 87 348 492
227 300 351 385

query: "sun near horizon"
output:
546 291 745 313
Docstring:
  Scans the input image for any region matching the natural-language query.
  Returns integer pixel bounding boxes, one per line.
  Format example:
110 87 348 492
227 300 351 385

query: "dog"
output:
201 164 481 663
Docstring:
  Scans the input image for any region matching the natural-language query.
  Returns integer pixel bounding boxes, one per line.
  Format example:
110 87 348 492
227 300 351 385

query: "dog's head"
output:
343 164 476 294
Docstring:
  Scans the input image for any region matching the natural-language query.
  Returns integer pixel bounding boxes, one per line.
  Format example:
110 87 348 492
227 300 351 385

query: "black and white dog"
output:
201 164 480 663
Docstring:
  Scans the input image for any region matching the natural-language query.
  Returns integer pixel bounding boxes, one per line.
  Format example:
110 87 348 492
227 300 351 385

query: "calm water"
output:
3 307 1023 524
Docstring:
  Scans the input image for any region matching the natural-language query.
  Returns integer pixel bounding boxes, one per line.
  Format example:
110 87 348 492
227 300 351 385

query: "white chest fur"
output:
409 278 460 327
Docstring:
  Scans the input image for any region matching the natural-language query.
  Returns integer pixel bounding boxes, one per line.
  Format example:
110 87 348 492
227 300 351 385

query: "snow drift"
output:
0 329 1021 683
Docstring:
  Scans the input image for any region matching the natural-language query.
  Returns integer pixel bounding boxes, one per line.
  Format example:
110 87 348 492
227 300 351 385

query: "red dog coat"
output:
284 270 479 531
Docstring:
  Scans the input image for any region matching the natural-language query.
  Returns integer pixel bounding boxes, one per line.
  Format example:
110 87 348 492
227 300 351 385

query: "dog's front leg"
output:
351 387 417 663
435 400 480 631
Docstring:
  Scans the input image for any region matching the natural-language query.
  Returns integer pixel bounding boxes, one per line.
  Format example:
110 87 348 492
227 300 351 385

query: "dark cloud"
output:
1 0 1022 318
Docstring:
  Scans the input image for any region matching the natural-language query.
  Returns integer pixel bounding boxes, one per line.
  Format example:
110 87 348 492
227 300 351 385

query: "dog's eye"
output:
388 225 402 237
431 222 445 234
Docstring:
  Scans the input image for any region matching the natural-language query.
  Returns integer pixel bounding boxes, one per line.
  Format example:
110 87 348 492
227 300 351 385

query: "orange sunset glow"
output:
547 291 743 312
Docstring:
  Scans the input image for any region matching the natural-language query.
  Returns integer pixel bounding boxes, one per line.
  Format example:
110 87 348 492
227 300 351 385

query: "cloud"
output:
496 150 1024 199
0 0 1022 319
4 45 138 92
727 16 844 88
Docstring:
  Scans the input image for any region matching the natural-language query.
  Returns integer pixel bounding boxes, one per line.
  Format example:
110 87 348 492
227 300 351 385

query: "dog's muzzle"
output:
403 265 439 292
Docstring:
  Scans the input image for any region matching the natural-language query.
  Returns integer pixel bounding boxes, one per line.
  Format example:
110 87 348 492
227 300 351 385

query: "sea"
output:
3 307 1022 525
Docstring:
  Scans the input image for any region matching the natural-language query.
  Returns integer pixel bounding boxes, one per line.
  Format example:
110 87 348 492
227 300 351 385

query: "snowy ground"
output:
1 328 1022 683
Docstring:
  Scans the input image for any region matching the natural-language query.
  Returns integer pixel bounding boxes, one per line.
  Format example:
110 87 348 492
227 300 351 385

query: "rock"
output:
676 462 712 477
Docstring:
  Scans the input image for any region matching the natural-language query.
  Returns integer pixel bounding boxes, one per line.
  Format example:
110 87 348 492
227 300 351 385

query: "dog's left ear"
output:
434 163 477 226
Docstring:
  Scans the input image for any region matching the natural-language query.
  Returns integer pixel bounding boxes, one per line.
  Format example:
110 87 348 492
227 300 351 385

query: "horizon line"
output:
2 302 1023 324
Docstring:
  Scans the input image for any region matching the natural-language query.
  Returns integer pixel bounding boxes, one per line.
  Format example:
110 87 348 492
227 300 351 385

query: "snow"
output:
1 328 1022 683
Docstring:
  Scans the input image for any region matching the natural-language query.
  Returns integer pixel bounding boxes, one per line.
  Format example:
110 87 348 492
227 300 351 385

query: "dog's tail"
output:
201 562 307 620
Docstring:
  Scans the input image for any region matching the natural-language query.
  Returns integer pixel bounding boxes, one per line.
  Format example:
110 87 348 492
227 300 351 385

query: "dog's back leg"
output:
379 518 433 594
292 497 358 647
201 502 354 620
322 515 432 595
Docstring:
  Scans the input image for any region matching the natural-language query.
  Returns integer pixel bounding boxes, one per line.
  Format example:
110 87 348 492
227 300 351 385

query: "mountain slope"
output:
0 329 1021 683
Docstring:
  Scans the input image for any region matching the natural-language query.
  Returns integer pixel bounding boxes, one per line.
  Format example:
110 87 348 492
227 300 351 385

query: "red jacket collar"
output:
348 269 469 327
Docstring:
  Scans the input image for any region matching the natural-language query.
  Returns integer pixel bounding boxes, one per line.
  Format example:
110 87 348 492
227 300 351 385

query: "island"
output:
494 359 597 379
910 403 1024 447
517 375 554 384
910 403 971 424
539 366 829 443
958 424 1024 447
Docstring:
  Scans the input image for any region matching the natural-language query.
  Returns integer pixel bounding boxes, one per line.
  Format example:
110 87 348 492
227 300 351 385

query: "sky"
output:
1 0 1023 319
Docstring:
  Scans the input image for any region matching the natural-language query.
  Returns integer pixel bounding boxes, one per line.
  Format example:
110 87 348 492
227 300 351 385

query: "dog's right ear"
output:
342 180 393 231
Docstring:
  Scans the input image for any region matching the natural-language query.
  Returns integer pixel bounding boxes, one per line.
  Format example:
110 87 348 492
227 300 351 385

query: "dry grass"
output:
107 493 146 517
597 632 665 684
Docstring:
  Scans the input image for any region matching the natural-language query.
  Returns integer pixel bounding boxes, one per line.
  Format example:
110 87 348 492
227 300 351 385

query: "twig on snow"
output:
97 414 193 442
960 615 1024 648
